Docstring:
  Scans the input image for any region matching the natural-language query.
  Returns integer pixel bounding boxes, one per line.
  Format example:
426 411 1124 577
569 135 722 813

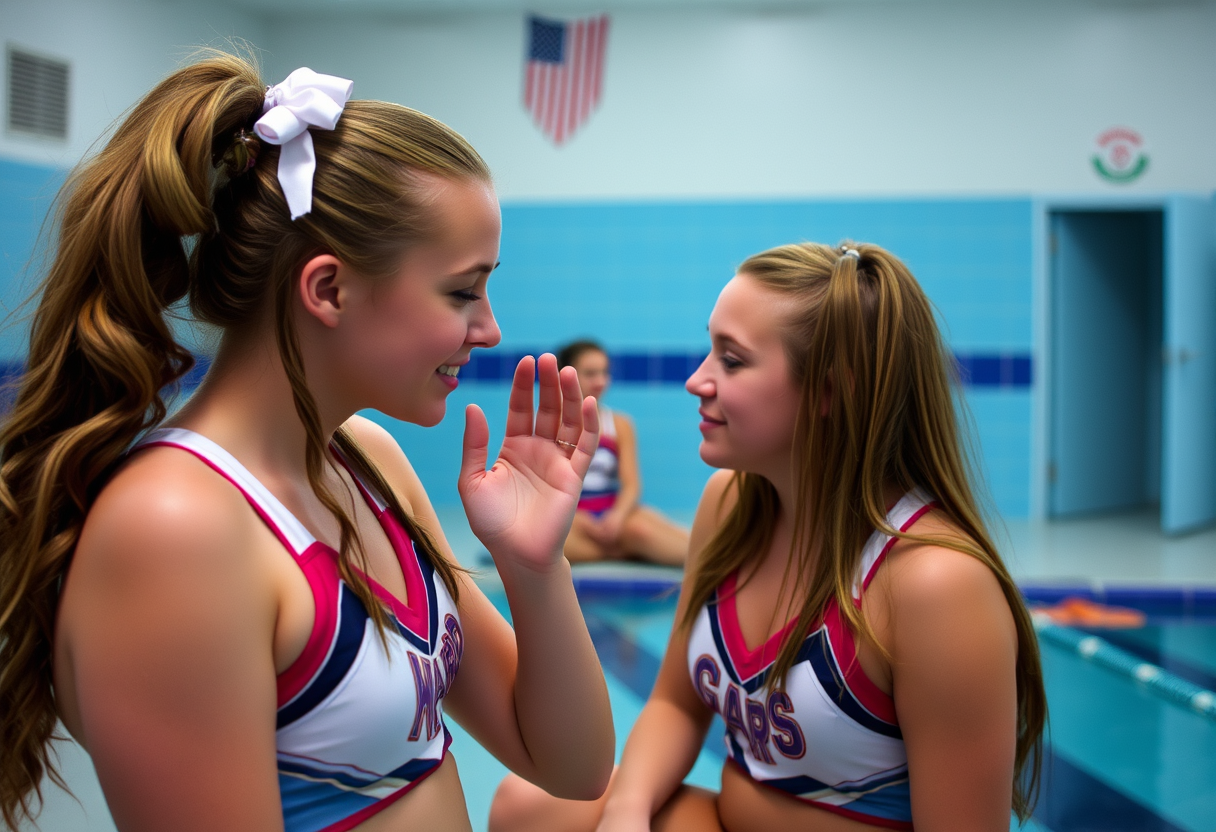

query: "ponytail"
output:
0 55 264 829
0 51 484 828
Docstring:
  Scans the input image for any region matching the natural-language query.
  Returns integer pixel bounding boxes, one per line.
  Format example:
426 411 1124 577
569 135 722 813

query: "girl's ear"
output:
297 254 346 328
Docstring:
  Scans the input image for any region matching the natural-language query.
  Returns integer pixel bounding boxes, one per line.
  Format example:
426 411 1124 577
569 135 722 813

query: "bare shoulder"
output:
76 445 262 579
343 414 425 506
885 513 1005 599
877 511 1016 654
611 410 636 433
60 444 278 705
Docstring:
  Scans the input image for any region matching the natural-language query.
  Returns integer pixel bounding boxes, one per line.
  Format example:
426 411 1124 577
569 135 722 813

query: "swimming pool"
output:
449 583 1216 832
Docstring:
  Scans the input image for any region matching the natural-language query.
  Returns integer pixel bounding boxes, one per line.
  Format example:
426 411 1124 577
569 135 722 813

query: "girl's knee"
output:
488 774 546 832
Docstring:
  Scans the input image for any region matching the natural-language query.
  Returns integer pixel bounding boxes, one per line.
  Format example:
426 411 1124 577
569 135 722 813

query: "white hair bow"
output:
254 68 354 220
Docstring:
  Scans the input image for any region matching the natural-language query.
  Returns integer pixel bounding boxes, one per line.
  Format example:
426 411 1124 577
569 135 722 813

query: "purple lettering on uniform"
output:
409 654 440 741
745 698 774 764
435 641 452 700
445 614 464 664
724 684 746 737
767 691 805 759
693 655 721 712
443 615 462 687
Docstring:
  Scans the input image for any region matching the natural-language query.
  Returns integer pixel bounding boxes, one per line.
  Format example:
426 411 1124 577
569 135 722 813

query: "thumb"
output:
458 403 490 497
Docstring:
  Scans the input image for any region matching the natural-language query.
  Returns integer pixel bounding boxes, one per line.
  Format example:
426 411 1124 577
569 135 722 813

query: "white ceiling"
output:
217 0 1202 19
219 0 951 17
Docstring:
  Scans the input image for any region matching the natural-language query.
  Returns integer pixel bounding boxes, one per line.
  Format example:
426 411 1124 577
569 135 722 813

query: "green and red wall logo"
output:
1092 127 1149 183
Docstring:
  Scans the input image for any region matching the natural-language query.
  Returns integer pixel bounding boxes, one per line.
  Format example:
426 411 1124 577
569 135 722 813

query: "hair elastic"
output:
842 248 861 261
254 67 354 220
220 128 260 178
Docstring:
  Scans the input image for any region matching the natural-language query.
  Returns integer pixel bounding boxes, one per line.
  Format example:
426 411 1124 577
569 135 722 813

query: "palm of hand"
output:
459 354 599 571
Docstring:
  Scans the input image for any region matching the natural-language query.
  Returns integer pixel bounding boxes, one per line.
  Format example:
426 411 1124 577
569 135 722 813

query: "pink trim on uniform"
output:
858 503 937 597
822 600 898 724
317 733 454 832
140 440 299 554
328 453 432 641
578 492 617 514
717 573 802 682
821 500 938 725
277 543 342 707
734 759 914 831
378 520 430 639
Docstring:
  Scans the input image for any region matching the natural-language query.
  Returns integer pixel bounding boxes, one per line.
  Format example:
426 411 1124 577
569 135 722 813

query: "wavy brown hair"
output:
0 52 487 829
678 242 1046 819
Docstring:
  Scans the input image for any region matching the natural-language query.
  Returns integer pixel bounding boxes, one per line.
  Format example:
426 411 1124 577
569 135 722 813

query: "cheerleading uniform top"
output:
578 407 619 516
686 490 937 830
135 428 463 832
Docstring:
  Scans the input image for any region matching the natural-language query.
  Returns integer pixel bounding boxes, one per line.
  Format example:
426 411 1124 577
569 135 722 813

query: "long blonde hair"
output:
0 53 487 829
679 241 1045 819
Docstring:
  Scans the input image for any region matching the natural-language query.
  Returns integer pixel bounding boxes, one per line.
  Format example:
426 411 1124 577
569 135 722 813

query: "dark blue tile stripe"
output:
583 605 1189 832
461 350 1033 388
1021 584 1216 618
0 351 1032 390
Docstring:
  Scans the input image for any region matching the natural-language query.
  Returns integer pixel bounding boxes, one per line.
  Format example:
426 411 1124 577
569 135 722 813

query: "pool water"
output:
450 589 1216 832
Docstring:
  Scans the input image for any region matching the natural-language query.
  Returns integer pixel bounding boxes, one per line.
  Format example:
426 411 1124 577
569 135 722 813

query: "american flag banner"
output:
524 14 610 146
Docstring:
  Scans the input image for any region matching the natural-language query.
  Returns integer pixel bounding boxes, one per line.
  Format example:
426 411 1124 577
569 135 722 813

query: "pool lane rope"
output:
1033 614 1216 722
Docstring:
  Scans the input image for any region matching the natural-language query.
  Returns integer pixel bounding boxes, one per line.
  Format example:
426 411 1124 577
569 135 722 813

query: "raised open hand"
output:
458 353 600 572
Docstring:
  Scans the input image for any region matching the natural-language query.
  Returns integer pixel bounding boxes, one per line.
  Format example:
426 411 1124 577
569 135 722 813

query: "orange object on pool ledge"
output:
1037 596 1147 629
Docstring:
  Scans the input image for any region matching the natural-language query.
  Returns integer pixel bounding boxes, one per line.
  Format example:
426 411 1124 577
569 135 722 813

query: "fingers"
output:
458 404 490 497
534 353 563 440
569 395 601 479
504 355 536 438
555 365 585 447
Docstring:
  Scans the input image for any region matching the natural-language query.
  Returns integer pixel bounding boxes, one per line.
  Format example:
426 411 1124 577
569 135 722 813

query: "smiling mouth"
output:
438 365 460 378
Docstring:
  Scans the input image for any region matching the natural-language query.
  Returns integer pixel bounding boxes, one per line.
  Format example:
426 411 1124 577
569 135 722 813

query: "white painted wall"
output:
2 1 1213 198
0 0 266 167
259 2 1216 200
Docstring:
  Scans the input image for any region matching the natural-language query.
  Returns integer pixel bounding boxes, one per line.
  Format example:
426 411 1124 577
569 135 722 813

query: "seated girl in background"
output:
557 340 689 567
494 243 1046 831
0 55 613 832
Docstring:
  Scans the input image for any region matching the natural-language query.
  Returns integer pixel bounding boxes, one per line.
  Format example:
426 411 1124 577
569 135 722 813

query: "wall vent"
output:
7 46 69 140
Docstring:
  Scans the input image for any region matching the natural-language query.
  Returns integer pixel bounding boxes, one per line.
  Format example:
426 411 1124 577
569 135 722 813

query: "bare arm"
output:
609 412 641 517
596 470 736 830
880 534 1020 830
55 452 283 832
348 355 613 800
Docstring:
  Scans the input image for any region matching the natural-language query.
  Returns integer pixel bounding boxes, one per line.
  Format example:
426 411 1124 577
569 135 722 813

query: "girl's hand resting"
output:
459 353 599 572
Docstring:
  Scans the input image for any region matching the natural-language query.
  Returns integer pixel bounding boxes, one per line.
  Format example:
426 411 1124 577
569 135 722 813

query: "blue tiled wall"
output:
0 158 63 360
375 198 1035 515
0 162 1035 516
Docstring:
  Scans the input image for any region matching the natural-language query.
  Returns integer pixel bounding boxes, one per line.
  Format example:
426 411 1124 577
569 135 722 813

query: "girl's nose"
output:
685 355 714 397
471 301 501 348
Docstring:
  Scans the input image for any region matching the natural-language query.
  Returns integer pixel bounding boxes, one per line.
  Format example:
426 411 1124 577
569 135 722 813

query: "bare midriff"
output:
717 759 893 832
351 753 472 832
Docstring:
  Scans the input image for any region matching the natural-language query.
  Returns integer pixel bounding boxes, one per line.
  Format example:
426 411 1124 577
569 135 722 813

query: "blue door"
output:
1161 196 1216 534
1050 211 1163 517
